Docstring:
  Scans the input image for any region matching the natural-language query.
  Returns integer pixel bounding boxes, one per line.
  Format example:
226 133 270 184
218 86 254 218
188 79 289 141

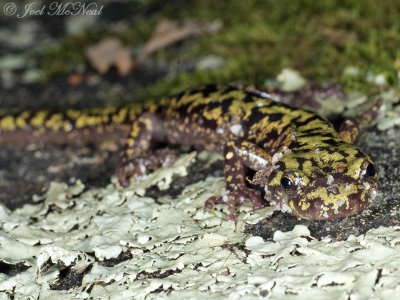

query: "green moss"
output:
132 0 400 99
34 0 400 98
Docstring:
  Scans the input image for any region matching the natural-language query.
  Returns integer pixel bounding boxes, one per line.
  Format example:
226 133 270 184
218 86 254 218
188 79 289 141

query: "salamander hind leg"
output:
117 112 177 186
205 139 272 220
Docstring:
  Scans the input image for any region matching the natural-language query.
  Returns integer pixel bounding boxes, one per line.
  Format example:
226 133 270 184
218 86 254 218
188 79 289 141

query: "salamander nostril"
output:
327 186 338 194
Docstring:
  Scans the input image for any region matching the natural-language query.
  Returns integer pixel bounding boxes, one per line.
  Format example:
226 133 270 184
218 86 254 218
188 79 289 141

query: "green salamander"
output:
0 84 378 220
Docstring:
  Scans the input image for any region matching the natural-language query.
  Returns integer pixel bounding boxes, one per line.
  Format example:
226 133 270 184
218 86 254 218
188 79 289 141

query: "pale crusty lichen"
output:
1 151 400 299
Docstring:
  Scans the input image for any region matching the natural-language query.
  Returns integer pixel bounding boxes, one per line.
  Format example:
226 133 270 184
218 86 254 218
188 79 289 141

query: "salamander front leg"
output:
338 98 382 143
205 139 272 220
117 112 177 186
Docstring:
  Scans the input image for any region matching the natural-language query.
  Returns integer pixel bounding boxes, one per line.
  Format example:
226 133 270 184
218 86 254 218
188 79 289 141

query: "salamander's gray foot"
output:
117 148 178 186
205 187 263 221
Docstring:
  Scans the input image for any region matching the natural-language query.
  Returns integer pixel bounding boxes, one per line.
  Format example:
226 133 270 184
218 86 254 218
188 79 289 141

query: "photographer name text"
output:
3 2 103 18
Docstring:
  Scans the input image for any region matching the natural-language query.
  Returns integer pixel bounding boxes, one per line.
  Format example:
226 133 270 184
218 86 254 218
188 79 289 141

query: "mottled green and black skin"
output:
0 84 378 220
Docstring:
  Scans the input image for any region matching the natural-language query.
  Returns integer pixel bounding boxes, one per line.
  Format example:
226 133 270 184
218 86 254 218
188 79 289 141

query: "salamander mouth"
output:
309 186 376 220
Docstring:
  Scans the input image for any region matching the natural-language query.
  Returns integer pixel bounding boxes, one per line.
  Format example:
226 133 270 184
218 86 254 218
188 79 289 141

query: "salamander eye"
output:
366 163 376 177
281 176 295 189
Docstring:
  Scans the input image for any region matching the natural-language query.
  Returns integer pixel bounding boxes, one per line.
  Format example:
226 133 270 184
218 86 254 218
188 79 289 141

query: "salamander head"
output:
265 143 378 220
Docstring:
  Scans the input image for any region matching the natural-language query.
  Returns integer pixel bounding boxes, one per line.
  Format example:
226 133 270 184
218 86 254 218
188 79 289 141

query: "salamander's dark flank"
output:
0 84 378 221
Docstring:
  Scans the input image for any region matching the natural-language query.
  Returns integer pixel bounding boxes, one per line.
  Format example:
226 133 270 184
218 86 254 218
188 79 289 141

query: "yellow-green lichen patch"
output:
0 152 399 299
